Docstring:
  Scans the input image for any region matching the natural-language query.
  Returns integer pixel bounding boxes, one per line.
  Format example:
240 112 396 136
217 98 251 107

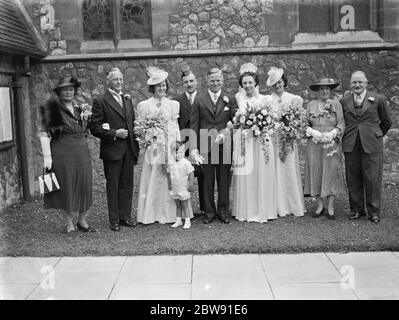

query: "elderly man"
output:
190 68 236 224
90 68 140 231
341 71 392 223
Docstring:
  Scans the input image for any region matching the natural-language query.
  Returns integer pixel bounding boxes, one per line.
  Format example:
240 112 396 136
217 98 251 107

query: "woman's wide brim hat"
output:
53 76 81 92
147 66 169 85
266 67 284 87
310 78 339 91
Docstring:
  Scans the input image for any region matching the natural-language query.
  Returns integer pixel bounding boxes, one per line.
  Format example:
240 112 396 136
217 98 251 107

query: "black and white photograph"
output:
0 0 398 307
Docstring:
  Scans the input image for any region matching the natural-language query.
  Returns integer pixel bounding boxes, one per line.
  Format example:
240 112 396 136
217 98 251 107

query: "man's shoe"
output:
120 219 136 227
221 218 230 224
312 208 325 218
349 212 360 220
204 217 215 224
110 224 120 232
370 216 380 224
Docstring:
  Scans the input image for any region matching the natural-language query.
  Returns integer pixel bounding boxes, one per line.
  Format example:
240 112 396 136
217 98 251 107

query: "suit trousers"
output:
202 148 231 219
344 134 383 217
103 147 134 224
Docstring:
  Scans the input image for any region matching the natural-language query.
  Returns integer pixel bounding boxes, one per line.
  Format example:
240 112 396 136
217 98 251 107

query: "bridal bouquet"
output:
133 110 167 150
227 101 274 164
273 96 307 162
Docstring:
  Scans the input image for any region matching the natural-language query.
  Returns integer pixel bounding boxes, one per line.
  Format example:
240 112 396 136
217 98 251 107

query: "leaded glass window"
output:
83 0 113 41
121 0 151 39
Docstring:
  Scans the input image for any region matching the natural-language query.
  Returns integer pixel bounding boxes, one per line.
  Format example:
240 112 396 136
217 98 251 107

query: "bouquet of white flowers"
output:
134 110 167 150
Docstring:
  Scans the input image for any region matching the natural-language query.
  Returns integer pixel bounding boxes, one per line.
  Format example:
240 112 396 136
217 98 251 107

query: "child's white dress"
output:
170 158 194 218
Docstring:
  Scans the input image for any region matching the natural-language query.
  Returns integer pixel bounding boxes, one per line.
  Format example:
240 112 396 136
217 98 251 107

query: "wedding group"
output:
39 62 392 233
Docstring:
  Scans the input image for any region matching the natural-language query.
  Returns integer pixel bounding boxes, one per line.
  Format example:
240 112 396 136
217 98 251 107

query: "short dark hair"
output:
238 72 259 88
281 73 288 87
181 70 195 80
148 79 170 94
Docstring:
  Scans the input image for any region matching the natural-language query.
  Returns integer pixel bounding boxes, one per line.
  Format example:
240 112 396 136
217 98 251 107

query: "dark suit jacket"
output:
190 90 236 155
90 90 139 163
341 91 392 153
175 92 193 131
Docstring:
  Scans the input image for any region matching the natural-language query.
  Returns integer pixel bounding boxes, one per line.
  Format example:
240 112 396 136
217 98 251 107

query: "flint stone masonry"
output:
26 50 399 192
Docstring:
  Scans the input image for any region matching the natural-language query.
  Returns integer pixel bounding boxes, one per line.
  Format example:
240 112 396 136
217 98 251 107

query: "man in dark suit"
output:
174 68 205 214
342 71 392 223
90 68 140 231
190 68 236 224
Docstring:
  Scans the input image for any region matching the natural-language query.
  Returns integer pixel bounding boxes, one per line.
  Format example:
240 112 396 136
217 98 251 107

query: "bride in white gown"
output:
136 67 181 224
231 63 277 222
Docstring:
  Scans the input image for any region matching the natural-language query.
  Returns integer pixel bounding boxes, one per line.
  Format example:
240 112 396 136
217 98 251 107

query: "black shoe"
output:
76 222 97 233
120 219 136 227
370 216 380 223
326 212 335 220
312 208 325 218
349 212 360 220
110 224 120 232
221 218 230 224
204 217 215 224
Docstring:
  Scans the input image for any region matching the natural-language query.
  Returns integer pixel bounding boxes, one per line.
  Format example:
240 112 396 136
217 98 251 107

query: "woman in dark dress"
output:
39 76 95 233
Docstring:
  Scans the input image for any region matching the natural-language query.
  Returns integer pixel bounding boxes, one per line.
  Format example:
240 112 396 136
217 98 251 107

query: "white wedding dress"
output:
136 96 181 224
231 93 277 222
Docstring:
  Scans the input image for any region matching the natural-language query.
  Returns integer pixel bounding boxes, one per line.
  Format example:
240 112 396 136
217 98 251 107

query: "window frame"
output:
0 85 15 151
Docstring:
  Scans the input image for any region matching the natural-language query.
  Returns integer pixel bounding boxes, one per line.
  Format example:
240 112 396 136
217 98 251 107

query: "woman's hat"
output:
53 76 81 92
309 78 339 91
266 67 284 87
146 66 169 85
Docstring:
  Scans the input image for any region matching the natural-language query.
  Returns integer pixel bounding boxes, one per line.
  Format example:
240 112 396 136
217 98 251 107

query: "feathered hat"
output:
266 67 284 87
146 66 169 85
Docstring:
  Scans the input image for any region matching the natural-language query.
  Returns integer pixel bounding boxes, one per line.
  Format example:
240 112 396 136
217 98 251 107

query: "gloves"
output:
325 129 338 141
40 135 52 170
215 133 225 144
191 149 204 164
306 127 323 140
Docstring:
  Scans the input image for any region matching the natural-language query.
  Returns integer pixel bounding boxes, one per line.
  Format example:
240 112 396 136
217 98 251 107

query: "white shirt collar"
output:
354 89 367 100
185 90 197 100
208 89 221 100
109 88 122 96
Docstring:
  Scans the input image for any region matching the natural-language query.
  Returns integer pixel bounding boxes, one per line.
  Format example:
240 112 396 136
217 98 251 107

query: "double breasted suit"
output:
341 91 392 217
90 90 139 225
190 90 236 220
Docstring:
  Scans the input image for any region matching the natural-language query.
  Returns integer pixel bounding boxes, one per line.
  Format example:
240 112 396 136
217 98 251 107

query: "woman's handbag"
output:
38 169 60 195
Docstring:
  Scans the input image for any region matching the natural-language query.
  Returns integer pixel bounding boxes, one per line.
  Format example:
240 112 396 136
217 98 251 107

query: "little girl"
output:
169 141 195 229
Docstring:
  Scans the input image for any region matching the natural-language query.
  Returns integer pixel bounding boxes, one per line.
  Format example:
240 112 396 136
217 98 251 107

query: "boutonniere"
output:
124 93 131 100
368 96 375 102
222 96 229 103
223 106 229 111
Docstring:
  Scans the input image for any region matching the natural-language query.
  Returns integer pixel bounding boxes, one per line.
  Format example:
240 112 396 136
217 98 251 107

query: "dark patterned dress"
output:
41 98 92 213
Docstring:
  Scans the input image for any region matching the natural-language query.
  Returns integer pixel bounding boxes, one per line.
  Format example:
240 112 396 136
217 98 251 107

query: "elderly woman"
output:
136 67 181 224
39 76 95 233
267 67 305 217
304 78 346 219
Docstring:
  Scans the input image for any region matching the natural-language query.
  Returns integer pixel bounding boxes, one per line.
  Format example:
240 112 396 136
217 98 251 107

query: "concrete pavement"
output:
1 252 399 300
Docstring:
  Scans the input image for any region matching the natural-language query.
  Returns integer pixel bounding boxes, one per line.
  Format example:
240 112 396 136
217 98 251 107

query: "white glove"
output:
40 135 52 170
102 123 110 130
306 127 323 140
191 149 204 164
325 129 338 141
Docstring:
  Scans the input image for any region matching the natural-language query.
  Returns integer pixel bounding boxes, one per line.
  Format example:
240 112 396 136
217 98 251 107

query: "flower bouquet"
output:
227 100 274 164
274 96 307 162
134 110 167 150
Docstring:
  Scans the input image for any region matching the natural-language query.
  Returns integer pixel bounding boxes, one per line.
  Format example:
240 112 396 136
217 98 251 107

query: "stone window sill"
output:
293 31 383 46
80 39 153 53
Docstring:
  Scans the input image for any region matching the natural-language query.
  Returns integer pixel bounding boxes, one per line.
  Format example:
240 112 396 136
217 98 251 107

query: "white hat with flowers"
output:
146 66 169 85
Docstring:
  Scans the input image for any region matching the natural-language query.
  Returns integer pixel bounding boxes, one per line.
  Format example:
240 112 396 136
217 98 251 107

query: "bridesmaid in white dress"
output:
266 67 305 217
136 67 181 224
231 63 277 222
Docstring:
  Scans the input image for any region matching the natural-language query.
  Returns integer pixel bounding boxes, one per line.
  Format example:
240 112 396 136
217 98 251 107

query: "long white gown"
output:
231 93 277 222
270 91 305 217
136 96 181 224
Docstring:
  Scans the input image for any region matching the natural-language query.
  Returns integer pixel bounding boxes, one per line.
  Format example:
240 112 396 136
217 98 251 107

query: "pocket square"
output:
223 106 229 111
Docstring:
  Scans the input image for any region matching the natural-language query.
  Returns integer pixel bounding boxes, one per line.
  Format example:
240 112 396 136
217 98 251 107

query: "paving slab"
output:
191 270 273 300
109 283 191 300
352 269 399 300
326 252 399 270
28 271 118 300
260 253 341 283
117 255 192 284
0 257 60 284
55 256 126 272
270 282 358 300
0 284 37 300
193 254 263 272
